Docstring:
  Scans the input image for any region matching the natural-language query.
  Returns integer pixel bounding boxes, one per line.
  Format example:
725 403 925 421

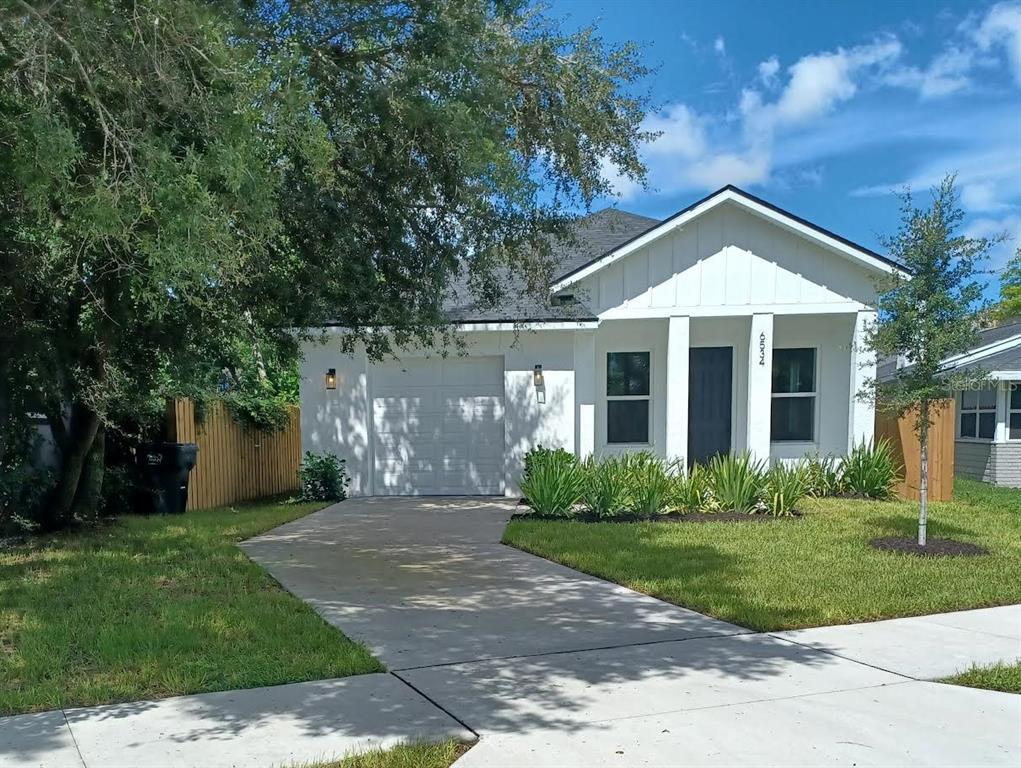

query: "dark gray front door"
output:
688 347 733 466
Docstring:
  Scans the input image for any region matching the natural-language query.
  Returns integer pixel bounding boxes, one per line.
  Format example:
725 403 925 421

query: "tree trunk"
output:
47 403 100 529
70 425 105 523
918 401 930 547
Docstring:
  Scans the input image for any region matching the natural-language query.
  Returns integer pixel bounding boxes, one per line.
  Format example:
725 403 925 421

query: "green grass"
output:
944 663 1021 694
502 478 1021 631
0 500 382 716
314 740 470 768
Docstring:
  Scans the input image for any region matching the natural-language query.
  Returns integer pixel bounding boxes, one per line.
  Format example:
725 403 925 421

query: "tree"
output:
868 176 999 546
995 249 1021 321
0 0 649 528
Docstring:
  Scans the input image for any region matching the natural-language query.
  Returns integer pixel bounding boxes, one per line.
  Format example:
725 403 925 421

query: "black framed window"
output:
1010 384 1021 440
959 387 997 440
607 351 650 444
771 348 816 442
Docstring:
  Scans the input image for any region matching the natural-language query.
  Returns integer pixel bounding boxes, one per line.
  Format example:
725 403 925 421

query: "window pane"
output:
772 349 816 394
607 400 649 443
978 387 998 410
607 352 650 397
770 397 815 442
961 390 978 410
1011 413 1021 440
1011 384 1021 411
960 412 977 438
978 412 996 439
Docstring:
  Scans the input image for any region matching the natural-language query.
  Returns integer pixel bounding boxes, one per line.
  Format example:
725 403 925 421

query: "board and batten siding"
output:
167 399 301 510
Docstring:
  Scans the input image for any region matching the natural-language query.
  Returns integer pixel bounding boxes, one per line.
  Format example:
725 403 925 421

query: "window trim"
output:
1008 382 1021 442
605 349 652 446
958 387 998 442
770 346 819 444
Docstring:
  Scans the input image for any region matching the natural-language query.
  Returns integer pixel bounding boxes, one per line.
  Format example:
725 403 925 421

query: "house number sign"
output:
758 332 767 366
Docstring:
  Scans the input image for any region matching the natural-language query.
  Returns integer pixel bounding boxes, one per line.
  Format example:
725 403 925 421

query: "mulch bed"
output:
868 536 991 557
511 509 802 524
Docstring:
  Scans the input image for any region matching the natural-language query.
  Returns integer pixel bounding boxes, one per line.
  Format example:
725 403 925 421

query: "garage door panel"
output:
372 356 505 495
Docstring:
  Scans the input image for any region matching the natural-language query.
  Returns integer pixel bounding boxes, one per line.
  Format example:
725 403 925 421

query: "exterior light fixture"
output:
533 365 544 388
325 368 337 390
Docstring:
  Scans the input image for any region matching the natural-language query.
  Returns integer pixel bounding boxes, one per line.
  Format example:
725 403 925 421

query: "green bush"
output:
581 455 631 518
621 451 674 517
839 439 900 499
670 462 715 513
764 462 810 517
297 452 349 502
520 446 585 517
708 452 766 514
802 454 842 497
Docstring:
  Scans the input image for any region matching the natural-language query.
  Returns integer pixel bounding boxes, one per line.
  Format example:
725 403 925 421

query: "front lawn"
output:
319 740 470 768
0 500 382 715
503 478 1021 631
944 662 1021 694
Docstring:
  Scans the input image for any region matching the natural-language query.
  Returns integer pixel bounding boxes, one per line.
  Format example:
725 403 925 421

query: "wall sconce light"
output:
533 365 544 388
325 368 337 390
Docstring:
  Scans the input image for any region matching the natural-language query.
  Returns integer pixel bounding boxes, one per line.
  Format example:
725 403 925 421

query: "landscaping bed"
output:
503 479 1021 632
0 500 381 716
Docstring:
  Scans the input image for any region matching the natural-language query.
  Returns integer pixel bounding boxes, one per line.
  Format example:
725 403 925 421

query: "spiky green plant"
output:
764 462 810 517
802 454 842 497
670 462 716 512
621 451 674 517
520 449 585 517
839 439 901 499
707 453 767 514
581 455 631 518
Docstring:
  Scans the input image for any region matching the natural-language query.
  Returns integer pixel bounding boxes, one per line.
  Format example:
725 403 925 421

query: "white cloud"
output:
965 213 1021 269
974 1 1021 84
757 56 780 86
885 47 974 98
714 36 726 55
598 155 642 199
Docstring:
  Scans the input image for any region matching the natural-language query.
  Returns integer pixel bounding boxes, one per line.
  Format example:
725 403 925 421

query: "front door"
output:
688 347 733 466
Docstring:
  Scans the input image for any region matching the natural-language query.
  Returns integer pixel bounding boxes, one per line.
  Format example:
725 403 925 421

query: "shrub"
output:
621 451 674 517
839 439 900 499
707 452 766 514
298 452 350 502
763 462 810 517
670 462 715 513
581 455 631 518
802 454 842 497
520 448 585 517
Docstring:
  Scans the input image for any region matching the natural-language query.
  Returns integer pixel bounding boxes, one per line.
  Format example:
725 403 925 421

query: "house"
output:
299 185 907 496
944 320 1021 488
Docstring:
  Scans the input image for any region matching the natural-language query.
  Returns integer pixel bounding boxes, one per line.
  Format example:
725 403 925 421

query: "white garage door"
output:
371 356 505 495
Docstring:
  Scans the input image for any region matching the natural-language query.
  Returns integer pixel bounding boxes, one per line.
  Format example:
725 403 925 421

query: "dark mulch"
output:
869 536 991 557
511 510 802 524
671 510 802 523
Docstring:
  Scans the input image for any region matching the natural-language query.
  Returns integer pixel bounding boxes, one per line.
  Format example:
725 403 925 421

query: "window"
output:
1010 384 1021 440
771 348 816 442
959 387 997 440
607 351 650 444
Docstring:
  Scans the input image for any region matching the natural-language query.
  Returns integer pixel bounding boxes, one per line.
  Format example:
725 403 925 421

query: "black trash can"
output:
136 442 199 514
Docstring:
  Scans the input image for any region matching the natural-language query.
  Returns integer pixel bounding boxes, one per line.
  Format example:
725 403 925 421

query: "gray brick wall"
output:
955 441 1021 488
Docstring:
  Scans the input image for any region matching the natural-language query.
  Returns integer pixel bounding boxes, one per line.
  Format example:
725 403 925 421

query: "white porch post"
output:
574 330 596 459
848 310 877 451
666 315 690 463
747 313 773 463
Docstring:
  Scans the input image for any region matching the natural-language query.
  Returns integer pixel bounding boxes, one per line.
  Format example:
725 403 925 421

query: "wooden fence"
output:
166 399 301 510
875 399 955 502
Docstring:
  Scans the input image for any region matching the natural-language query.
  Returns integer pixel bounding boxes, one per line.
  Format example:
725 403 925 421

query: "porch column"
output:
747 312 773 462
574 329 596 458
666 315 690 463
848 310 877 450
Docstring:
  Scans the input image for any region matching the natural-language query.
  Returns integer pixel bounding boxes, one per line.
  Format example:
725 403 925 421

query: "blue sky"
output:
553 0 1021 287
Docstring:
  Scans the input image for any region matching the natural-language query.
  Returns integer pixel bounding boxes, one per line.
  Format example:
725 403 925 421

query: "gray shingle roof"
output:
878 320 1021 381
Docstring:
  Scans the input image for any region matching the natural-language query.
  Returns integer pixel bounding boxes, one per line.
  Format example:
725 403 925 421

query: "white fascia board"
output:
551 188 904 293
596 301 869 321
939 333 1021 371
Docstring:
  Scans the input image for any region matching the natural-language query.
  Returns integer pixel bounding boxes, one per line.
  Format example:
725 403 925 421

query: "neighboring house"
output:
943 321 1021 488
300 185 907 496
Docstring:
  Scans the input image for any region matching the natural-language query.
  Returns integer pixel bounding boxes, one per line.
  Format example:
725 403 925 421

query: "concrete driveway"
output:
243 497 1021 767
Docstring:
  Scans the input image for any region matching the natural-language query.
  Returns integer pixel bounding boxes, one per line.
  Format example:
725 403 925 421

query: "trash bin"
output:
136 442 199 514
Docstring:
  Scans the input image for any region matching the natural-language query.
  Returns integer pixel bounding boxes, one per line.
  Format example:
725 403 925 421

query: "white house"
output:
300 185 907 496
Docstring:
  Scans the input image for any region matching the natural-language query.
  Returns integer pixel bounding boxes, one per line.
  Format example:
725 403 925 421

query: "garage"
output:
371 355 506 495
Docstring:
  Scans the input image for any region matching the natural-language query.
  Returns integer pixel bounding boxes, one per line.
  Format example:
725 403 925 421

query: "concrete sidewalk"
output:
0 674 473 768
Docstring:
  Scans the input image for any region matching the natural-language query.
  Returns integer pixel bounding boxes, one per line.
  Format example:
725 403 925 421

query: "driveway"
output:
243 497 1021 767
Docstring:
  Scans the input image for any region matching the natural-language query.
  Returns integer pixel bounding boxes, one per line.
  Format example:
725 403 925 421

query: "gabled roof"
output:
878 320 1021 381
551 184 908 292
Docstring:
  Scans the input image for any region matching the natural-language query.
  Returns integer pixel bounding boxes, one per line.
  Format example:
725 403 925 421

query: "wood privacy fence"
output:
875 399 955 502
166 399 301 510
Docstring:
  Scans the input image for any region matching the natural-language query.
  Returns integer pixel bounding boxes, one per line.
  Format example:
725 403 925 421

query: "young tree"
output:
995 249 1021 321
868 176 998 545
0 0 649 527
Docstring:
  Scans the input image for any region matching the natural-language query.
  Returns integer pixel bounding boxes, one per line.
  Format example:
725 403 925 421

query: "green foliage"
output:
298 452 350 502
670 463 715 513
519 448 585 517
581 455 631 518
839 439 900 499
763 462 810 517
802 454 843 498
707 453 767 514
995 249 1021 321
621 451 674 517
